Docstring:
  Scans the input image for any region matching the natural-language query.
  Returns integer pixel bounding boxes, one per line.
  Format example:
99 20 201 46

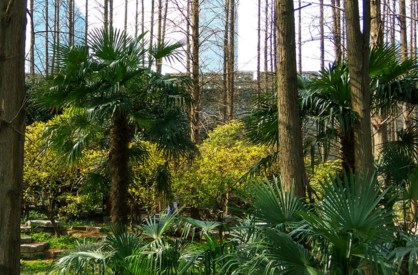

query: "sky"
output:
28 0 330 73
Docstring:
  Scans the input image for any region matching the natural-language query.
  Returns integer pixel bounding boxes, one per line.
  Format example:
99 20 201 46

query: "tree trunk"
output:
156 0 163 73
109 114 131 224
150 0 155 68
371 0 383 47
124 0 128 34
264 0 268 93
135 0 138 37
45 0 49 75
85 0 88 45
227 0 235 122
320 0 324 68
332 0 342 60
0 0 27 272
345 0 374 177
340 130 355 175
275 0 308 197
223 0 229 121
142 0 145 67
186 0 191 75
30 0 35 77
69 0 73 47
298 0 302 73
109 0 113 29
191 0 200 144
104 0 108 30
371 0 387 159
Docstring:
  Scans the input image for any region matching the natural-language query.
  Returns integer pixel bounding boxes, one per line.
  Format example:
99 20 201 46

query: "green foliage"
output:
31 232 101 250
171 121 270 218
21 260 55 275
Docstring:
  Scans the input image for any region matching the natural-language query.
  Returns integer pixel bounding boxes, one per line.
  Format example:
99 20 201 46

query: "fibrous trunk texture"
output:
109 114 130 224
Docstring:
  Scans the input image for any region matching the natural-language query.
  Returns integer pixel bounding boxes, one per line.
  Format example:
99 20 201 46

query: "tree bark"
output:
264 0 268 93
332 0 342 60
69 0 74 47
345 0 374 177
30 0 35 77
0 0 27 272
257 0 261 95
156 0 163 73
109 114 131 224
85 0 88 45
45 0 49 75
223 0 229 121
150 0 155 68
109 0 113 29
275 0 308 197
104 0 109 30
124 0 128 34
320 0 324 68
227 0 235 122
191 0 200 144
298 0 302 73
371 0 383 47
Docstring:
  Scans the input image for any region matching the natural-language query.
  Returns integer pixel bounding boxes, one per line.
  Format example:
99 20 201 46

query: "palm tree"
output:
244 45 418 176
228 174 397 274
37 28 194 224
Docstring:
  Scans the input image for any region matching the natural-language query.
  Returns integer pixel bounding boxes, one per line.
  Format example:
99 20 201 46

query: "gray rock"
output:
20 242 48 253
20 237 32 244
20 226 31 233
25 220 61 228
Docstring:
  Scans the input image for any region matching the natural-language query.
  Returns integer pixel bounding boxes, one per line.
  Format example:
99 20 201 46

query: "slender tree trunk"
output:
298 0 302 73
30 0 35 77
391 0 395 45
191 0 200 144
186 0 191 75
332 0 342 60
275 0 308 197
162 0 168 43
320 0 324 68
142 0 145 67
124 0 128 33
104 0 109 30
371 0 387 159
109 115 131 224
85 0 88 44
264 0 268 93
270 2 274 72
223 0 229 121
345 0 373 176
45 0 49 75
400 0 413 129
228 0 235 121
109 0 113 29
150 0 155 68
156 0 163 73
135 0 138 37
257 0 261 95
0 0 27 272
69 0 73 47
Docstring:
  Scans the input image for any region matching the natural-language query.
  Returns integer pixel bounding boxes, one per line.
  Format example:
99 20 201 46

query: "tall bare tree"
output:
345 0 373 176
371 0 387 158
264 0 268 92
30 0 35 76
332 0 342 60
297 0 302 73
227 0 235 121
0 0 27 273
275 0 308 197
45 0 49 74
85 0 89 44
223 0 229 120
191 0 200 144
320 0 324 68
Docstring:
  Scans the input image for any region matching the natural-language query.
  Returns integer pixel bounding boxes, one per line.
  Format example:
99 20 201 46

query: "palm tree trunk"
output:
109 114 131 224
